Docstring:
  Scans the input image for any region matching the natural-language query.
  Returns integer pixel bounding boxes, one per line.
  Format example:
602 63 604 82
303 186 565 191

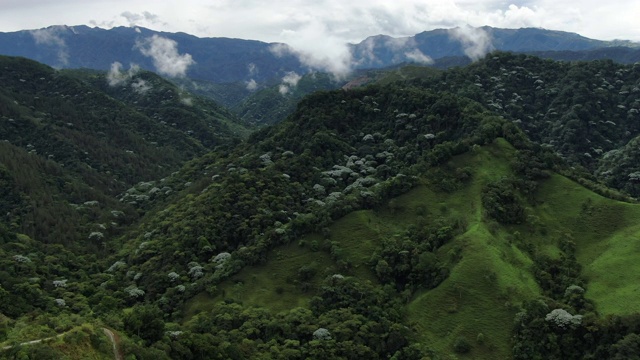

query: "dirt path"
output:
102 328 123 360
1 333 64 350
2 328 123 360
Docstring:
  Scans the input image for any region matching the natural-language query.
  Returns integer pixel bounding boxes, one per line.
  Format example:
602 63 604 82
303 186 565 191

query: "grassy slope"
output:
184 138 640 358
407 139 541 359
537 174 640 315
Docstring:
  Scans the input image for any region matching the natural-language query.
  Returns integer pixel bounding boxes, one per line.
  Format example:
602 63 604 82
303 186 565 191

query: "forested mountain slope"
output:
378 52 640 197
3 54 640 359
0 55 246 353
0 55 247 241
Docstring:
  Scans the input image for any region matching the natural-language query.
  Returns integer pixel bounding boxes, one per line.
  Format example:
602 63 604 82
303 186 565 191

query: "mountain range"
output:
3 24 640 359
1 25 639 85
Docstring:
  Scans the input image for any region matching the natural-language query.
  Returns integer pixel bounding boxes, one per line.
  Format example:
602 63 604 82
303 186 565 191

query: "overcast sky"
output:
1 0 639 44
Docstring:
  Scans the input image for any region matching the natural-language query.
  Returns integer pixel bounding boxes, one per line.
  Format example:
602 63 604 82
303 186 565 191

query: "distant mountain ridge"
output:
0 25 638 85
350 26 631 68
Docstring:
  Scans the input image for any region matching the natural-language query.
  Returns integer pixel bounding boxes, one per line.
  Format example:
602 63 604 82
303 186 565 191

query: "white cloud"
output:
1 1 639 58
354 37 379 65
404 49 433 64
277 71 302 96
282 71 302 87
107 61 127 86
107 61 140 86
278 84 290 95
248 63 258 76
121 11 159 25
136 35 195 77
131 78 152 94
273 19 353 77
449 25 494 61
246 79 258 91
30 26 69 65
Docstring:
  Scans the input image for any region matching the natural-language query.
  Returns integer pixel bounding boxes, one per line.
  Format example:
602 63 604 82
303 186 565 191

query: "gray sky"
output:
1 0 639 43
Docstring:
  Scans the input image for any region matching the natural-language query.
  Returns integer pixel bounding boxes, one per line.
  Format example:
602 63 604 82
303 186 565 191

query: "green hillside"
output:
4 53 640 359
179 137 640 359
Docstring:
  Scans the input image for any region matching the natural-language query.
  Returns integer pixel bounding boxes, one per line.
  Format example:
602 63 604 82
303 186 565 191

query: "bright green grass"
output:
184 240 336 317
405 139 542 359
408 225 539 359
535 174 640 314
185 137 640 358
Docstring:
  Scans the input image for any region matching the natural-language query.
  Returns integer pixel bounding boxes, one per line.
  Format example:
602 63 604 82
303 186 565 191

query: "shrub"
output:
453 336 472 353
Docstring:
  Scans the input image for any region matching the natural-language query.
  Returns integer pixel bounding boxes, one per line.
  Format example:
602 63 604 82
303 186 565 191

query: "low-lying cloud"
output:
248 63 258 76
449 25 494 61
136 35 195 77
107 61 140 86
246 79 258 91
278 71 302 96
30 26 69 66
271 20 352 77
278 84 290 95
404 49 433 64
131 78 152 94
282 71 302 87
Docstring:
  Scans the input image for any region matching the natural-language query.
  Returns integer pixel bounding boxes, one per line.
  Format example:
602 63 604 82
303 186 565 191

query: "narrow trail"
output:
2 328 123 360
102 328 124 360
1 333 65 350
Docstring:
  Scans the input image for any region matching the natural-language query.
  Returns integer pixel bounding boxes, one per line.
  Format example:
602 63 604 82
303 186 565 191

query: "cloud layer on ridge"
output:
136 35 195 77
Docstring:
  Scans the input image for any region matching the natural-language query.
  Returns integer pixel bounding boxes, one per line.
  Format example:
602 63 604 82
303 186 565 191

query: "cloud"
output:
246 79 258 91
354 37 379 66
277 71 303 96
282 71 302 87
278 84 290 95
269 43 292 57
449 25 494 61
272 19 352 77
107 61 128 86
248 63 258 76
2 0 640 49
30 26 69 65
136 35 195 77
131 78 152 94
107 61 141 86
120 11 163 27
404 49 433 64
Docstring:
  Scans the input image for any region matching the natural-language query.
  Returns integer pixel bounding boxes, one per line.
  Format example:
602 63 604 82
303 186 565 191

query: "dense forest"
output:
2 52 640 359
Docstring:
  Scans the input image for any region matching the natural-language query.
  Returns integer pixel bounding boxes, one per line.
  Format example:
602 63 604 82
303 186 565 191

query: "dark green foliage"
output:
411 52 640 197
158 277 422 359
482 179 526 224
115 82 512 305
6 51 640 360
371 220 455 291
611 333 640 360
512 301 640 360
453 336 471 354
235 72 340 126
123 304 166 345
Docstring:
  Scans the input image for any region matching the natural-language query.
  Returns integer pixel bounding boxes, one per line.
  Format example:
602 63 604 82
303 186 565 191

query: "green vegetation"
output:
4 52 640 359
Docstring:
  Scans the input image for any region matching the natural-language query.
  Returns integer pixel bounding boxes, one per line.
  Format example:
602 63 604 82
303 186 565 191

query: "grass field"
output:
184 137 640 358
536 174 640 314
